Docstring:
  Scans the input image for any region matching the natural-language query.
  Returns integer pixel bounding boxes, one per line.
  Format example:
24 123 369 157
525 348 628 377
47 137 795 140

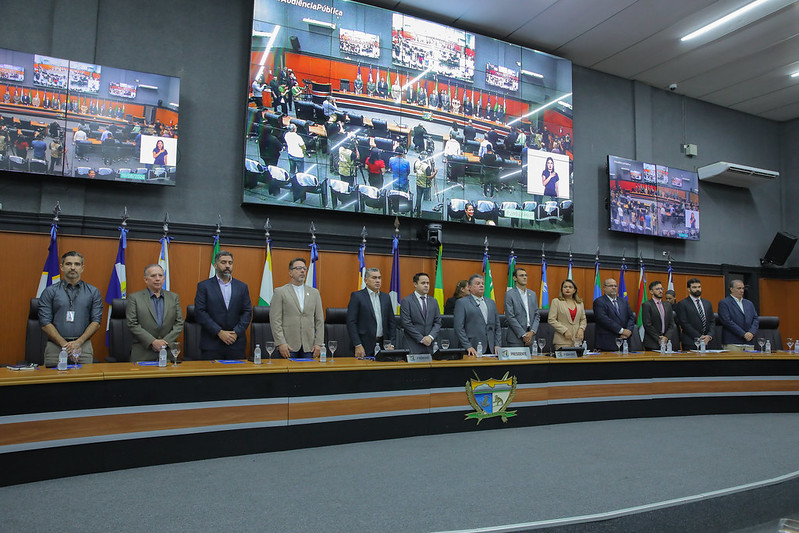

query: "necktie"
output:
695 299 707 332
477 298 488 322
656 300 665 333
613 299 619 314
421 295 427 318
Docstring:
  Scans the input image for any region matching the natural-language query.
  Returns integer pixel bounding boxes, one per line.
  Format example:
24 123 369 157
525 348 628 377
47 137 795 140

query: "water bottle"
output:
582 340 588 352
374 343 381 356
622 339 629 355
57 348 68 371
765 340 771 354
432 341 439 353
531 341 538 356
660 339 666 355
476 342 483 358
320 343 327 363
254 344 262 365
158 346 167 367
666 340 673 353
700 339 706 353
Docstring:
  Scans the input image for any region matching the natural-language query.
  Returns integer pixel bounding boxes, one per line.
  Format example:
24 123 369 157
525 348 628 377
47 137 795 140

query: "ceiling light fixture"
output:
791 71 799 78
521 69 544 79
302 18 336 30
680 0 772 41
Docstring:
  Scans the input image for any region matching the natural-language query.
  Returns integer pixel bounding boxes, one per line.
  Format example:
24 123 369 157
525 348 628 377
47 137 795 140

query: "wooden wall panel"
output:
760 279 799 337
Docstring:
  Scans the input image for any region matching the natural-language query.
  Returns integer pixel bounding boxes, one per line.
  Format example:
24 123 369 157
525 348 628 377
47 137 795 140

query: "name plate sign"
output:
407 353 433 363
555 350 579 359
498 347 531 360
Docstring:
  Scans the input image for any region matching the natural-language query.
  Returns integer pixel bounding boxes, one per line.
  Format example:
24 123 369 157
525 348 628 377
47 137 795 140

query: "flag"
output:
105 227 128 345
258 238 274 306
506 250 517 290
567 255 574 280
158 236 171 292
306 240 319 288
619 262 628 302
434 244 444 313
539 256 549 309
482 250 495 301
636 261 648 339
667 262 674 292
209 234 220 278
389 235 401 314
357 241 367 289
37 223 60 297
593 260 602 301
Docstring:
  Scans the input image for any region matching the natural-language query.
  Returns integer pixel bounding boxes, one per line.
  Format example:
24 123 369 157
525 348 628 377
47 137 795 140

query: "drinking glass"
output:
441 338 450 350
786 338 794 354
694 338 701 352
265 341 275 363
758 337 765 352
70 345 81 368
537 338 546 355
169 341 181 366
328 340 337 361
616 338 623 354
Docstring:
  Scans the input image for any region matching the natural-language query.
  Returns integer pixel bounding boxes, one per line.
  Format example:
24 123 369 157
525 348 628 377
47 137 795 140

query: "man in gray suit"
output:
399 272 442 354
454 274 501 356
504 267 540 347
126 264 184 362
270 257 324 358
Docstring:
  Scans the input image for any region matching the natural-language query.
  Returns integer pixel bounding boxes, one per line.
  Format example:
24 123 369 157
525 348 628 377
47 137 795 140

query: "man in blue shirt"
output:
388 148 410 191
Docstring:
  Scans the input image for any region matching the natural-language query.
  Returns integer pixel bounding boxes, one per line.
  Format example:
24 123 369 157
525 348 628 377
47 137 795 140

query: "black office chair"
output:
328 179 359 210
371 118 389 138
183 305 202 360
447 198 468 221
560 200 574 221
291 172 327 206
387 189 413 215
499 201 521 228
9 155 27 172
25 298 46 365
358 185 386 214
74 166 93 178
267 165 292 196
295 101 316 121
108 298 133 363
757 316 782 350
251 306 274 355
29 158 47 173
347 113 364 127
339 78 350 92
447 155 468 183
75 140 92 160
474 200 499 224
324 308 354 357
98 167 115 179
244 158 265 189
148 168 169 182
538 200 560 221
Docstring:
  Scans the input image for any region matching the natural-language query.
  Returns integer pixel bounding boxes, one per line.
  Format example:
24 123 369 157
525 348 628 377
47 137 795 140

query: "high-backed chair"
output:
183 305 202 360
447 198 468 221
387 190 413 215
244 158 265 189
108 298 133 362
295 101 316 121
324 307 354 357
29 159 47 173
538 200 560 221
534 309 556 354
9 155 28 172
267 165 292 196
98 167 115 179
25 298 47 365
74 166 93 178
757 316 782 350
499 201 521 228
583 309 596 350
251 306 273 355
292 172 327 206
328 179 359 210
474 200 499 224
358 185 386 214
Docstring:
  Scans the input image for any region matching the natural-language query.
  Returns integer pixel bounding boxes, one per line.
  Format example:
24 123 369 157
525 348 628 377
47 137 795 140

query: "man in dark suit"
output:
675 277 715 351
593 278 635 351
126 264 184 362
454 274 501 356
503 267 540 347
347 267 396 358
640 280 677 351
194 251 252 359
717 279 759 349
399 272 442 354
463 120 476 142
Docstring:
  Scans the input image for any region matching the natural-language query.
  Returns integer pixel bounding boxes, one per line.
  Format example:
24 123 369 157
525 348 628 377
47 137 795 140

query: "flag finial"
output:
52 201 61 223
264 218 271 240
310 221 316 243
215 215 222 235
483 236 489 254
595 247 600 262
360 225 367 243
394 216 400 236
120 207 129 228
541 243 546 258
162 212 170 235
509 240 515 256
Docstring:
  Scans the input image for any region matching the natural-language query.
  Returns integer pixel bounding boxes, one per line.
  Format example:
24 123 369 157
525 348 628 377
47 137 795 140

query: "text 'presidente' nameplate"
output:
555 350 579 359
498 348 532 360
407 353 433 363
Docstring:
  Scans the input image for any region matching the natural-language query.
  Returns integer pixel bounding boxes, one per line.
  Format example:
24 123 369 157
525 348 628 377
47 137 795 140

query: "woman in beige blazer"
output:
548 279 587 349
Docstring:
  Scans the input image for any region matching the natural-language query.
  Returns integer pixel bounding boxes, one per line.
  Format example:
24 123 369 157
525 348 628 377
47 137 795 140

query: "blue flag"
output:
306 241 319 288
357 242 367 289
37 223 60 297
619 262 628 302
158 236 171 292
389 235 401 314
667 262 674 292
593 260 602 301
539 257 549 309
105 227 128 345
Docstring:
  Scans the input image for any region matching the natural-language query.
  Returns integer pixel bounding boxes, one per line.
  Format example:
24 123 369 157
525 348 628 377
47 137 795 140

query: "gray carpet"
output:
2 413 799 532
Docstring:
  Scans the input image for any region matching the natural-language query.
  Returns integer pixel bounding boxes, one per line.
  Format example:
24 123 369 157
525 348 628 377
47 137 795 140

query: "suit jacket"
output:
399 293 442 354
717 296 759 345
453 295 501 352
675 297 715 350
126 289 184 362
547 298 587 349
194 276 252 358
641 299 678 351
347 288 396 357
503 288 540 346
270 283 324 352
593 295 636 352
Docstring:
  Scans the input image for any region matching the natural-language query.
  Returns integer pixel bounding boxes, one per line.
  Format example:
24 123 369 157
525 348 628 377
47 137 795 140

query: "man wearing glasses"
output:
269 257 324 358
717 279 758 350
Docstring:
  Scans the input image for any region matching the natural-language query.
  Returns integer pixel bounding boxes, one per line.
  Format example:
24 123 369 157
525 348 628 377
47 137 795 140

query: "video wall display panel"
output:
608 155 700 241
244 0 574 233
0 47 180 186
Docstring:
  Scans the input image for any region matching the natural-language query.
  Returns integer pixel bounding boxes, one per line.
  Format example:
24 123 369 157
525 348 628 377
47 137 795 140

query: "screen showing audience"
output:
608 155 700 241
244 0 574 232
0 47 180 186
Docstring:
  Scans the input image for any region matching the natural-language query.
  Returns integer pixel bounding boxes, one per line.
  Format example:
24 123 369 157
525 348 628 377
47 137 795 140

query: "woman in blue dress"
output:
152 139 168 166
541 156 559 197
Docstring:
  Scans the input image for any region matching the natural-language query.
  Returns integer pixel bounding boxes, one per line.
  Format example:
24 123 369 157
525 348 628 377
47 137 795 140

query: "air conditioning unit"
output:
697 162 778 188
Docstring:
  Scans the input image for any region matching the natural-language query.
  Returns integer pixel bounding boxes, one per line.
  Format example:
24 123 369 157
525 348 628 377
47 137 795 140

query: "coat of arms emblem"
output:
465 371 517 423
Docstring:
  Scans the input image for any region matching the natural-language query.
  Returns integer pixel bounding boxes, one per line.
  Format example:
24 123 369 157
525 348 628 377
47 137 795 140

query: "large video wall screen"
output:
244 0 573 232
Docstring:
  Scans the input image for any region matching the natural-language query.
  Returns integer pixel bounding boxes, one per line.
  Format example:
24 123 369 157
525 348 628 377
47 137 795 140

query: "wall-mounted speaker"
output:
761 231 797 266
290 36 301 52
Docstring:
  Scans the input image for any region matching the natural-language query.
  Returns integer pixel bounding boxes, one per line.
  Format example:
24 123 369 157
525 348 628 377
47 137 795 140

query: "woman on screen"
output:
463 203 476 224
152 139 168 166
542 157 559 198
548 279 586 350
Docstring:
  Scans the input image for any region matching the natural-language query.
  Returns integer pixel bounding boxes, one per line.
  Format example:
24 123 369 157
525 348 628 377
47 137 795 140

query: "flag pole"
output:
358 225 368 289
389 217 401 314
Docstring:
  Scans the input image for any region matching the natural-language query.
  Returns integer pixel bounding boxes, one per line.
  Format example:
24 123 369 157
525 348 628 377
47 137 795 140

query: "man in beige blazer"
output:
126 264 184 362
270 257 324 358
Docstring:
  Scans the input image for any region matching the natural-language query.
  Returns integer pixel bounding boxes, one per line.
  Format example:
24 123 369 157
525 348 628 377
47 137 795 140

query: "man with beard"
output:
675 277 715 351
38 251 103 366
194 251 252 359
270 257 324 359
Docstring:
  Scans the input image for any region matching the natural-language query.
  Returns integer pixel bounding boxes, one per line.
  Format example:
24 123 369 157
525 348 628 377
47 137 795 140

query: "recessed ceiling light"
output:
680 0 772 42
791 71 799 78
